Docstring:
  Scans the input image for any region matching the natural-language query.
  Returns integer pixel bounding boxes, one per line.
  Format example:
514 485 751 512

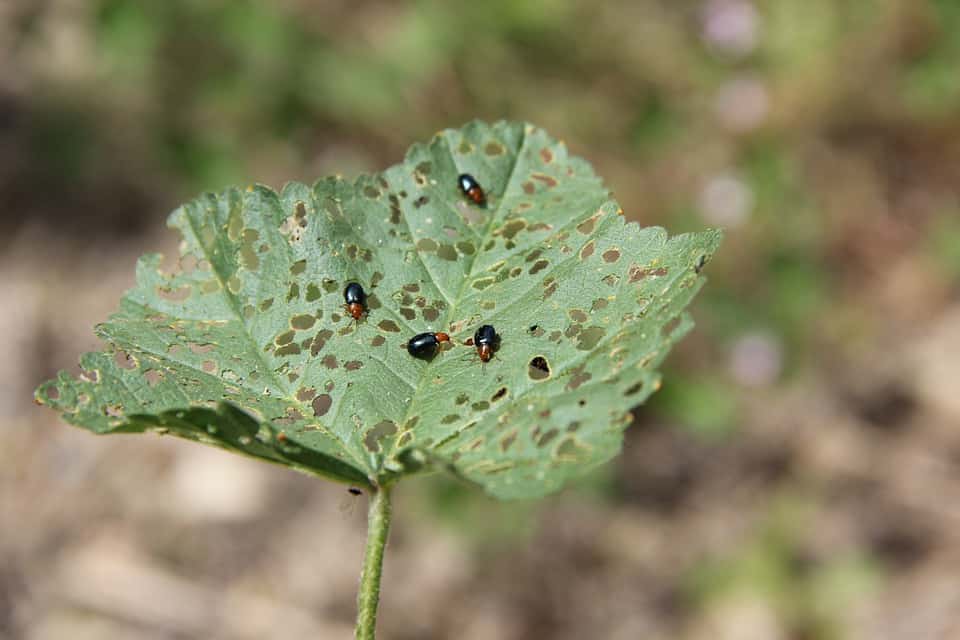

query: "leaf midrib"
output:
385 125 529 465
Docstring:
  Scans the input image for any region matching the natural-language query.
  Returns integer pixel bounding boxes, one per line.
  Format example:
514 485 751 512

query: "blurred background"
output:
3 1 960 638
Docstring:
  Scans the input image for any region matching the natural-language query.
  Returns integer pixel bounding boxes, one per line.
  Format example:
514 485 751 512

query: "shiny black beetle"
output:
458 173 487 207
407 331 450 360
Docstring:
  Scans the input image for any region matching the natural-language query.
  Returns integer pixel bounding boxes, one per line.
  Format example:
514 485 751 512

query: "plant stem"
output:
355 484 392 640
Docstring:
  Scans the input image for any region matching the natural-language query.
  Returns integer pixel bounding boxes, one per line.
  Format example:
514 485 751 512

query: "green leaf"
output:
35 121 720 499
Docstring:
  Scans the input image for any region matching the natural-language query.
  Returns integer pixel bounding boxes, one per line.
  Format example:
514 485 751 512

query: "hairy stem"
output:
355 484 392 639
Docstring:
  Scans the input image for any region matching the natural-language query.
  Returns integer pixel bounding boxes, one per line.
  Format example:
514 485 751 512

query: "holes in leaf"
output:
501 219 526 239
114 351 136 370
602 248 621 263
378 320 400 333
536 428 559 448
312 394 332 417
576 326 606 351
310 329 333 355
629 265 668 282
437 244 457 261
364 420 397 453
344 360 363 371
568 309 588 323
540 148 554 163
528 259 549 275
471 401 490 412
472 277 495 291
297 387 316 402
370 335 385 347
528 357 551 381
276 343 301 356
576 215 598 235
484 141 505 155
532 173 557 188
566 364 592 391
491 387 508 402
45 385 60 400
456 241 475 255
500 431 518 452
290 314 315 330
416 238 438 252
290 259 307 275
322 355 338 369
624 381 644 396
579 241 595 260
441 414 460 425
158 285 191 301
543 278 558 299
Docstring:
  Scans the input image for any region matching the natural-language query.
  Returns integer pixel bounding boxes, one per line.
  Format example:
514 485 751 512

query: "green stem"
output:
355 484 392 640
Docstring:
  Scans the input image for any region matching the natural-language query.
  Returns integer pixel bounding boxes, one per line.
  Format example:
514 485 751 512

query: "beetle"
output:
343 282 367 323
458 173 487 207
407 331 451 360
473 324 500 363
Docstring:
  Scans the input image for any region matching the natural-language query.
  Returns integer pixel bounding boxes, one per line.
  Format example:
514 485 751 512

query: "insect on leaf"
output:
35 121 721 499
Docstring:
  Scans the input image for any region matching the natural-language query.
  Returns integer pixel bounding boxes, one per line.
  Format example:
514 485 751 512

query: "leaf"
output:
35 121 721 499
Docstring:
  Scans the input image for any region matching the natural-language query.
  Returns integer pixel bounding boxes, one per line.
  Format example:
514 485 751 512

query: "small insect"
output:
473 324 500 363
340 486 364 516
458 173 487 207
343 282 367 324
407 331 451 360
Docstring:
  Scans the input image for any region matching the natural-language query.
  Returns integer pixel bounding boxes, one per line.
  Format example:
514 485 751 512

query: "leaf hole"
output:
528 357 551 381
312 394 332 417
491 387 508 402
364 420 397 453
114 351 137 370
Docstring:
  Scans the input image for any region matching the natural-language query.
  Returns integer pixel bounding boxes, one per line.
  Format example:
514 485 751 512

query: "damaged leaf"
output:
35 120 721 499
